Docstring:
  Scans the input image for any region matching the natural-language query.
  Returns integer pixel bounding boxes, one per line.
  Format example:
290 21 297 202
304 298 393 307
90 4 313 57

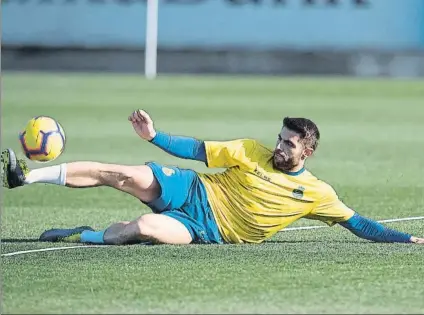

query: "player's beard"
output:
273 150 299 171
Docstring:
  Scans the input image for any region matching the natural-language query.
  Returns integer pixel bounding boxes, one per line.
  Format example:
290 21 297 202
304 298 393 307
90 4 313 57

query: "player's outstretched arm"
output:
128 109 206 162
150 131 206 162
339 213 424 244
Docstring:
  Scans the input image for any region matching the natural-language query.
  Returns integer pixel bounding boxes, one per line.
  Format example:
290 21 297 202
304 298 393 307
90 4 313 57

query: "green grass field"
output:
2 72 424 314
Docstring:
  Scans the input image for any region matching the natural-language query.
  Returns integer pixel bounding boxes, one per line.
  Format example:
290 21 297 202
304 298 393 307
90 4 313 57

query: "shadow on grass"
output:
1 238 41 243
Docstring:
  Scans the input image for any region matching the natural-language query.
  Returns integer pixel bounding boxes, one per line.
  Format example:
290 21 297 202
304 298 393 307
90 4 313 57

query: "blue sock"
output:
80 230 105 244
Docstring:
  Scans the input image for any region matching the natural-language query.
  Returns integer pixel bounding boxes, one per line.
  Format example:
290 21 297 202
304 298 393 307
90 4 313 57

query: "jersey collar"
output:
282 167 305 176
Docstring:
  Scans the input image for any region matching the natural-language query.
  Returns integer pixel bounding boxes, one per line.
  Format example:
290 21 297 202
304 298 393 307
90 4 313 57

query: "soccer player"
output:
2 110 423 245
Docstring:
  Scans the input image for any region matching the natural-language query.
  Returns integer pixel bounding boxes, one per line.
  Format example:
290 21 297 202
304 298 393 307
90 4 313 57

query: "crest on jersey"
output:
162 167 175 177
292 186 305 199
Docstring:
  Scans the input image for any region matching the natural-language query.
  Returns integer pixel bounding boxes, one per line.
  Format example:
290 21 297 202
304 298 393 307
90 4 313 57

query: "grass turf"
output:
2 72 424 314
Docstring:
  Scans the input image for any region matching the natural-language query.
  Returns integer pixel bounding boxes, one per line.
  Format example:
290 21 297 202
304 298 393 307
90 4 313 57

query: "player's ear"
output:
302 148 313 160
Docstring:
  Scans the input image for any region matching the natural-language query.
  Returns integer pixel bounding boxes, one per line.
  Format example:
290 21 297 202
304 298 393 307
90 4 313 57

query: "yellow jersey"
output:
197 139 355 244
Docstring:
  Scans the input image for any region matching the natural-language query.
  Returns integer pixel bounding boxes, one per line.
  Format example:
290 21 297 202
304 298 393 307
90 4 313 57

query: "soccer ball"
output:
19 116 66 162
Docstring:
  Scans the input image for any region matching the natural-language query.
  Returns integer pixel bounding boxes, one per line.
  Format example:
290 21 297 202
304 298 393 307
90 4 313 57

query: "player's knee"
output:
122 166 161 202
125 166 154 190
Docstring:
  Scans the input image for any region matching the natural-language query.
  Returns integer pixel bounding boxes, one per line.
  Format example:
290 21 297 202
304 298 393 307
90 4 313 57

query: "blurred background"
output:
3 0 424 77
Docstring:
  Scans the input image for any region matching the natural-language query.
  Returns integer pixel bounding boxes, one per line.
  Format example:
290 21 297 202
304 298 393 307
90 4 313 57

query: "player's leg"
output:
39 213 193 245
64 162 160 202
103 213 192 244
38 162 222 246
1 148 160 203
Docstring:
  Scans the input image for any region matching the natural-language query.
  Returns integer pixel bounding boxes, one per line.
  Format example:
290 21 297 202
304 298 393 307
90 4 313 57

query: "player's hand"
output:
128 109 157 141
410 236 424 244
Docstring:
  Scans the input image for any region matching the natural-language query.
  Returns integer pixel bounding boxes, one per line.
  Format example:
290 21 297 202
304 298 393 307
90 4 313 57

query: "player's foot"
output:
1 149 29 189
39 226 94 243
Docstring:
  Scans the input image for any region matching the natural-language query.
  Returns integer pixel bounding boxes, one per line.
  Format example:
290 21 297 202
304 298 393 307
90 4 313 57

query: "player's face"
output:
273 127 305 171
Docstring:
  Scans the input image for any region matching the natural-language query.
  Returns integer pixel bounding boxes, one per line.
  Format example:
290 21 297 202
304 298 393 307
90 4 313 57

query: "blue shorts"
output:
144 162 224 244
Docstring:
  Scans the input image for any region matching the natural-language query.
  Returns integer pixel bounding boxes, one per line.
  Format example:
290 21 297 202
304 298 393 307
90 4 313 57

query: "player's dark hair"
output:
283 117 320 151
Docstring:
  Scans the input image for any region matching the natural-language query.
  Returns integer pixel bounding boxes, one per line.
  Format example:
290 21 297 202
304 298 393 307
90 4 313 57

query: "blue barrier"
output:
2 0 424 49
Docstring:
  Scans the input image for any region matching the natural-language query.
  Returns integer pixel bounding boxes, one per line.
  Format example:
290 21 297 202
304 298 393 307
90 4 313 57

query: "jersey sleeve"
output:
305 184 355 226
203 139 257 169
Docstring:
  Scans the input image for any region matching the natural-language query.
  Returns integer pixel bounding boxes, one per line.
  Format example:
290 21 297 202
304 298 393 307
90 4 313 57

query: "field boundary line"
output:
2 216 423 257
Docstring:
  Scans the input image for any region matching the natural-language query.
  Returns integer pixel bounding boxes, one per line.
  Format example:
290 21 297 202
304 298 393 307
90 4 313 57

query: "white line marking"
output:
1 245 108 257
282 225 327 232
2 216 423 257
280 215 424 232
